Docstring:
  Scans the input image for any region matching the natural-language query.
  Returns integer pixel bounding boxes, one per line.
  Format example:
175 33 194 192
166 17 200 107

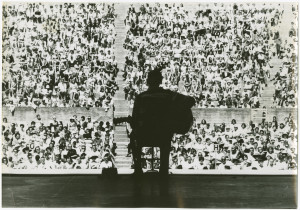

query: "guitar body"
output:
168 92 195 134
169 107 193 134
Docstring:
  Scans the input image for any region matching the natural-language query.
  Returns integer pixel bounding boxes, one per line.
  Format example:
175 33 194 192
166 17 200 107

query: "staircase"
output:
259 4 294 108
113 3 132 168
259 59 281 108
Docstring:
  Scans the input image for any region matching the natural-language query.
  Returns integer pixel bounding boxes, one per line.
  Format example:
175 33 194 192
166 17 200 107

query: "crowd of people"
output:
137 114 297 170
271 5 298 108
1 2 298 172
122 3 292 108
2 3 118 110
272 61 298 108
2 113 297 171
2 115 116 170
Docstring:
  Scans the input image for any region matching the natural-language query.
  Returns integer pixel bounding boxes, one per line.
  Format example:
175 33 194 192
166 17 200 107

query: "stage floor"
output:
2 174 297 208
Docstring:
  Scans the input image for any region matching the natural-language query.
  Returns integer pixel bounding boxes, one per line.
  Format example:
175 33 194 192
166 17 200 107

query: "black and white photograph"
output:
1 0 298 208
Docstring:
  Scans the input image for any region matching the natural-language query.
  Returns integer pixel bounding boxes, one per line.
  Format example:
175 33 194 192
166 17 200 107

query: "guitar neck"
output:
113 115 132 125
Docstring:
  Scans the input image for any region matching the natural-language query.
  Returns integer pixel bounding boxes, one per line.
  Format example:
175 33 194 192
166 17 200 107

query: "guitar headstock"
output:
113 115 132 125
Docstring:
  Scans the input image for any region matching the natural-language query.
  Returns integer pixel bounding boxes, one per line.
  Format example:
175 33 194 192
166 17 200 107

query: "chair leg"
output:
133 145 142 173
159 146 170 175
151 147 154 171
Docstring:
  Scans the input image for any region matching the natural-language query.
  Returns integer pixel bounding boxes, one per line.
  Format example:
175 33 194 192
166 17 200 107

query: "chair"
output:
143 146 160 173
134 134 172 175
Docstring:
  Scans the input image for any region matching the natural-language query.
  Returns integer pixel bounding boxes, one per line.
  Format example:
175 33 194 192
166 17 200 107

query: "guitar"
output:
113 92 195 135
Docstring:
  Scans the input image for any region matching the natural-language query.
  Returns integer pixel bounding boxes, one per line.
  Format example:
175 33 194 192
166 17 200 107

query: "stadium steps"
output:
114 133 128 138
113 3 132 169
116 146 127 150
114 99 126 106
115 141 129 146
115 91 125 99
114 106 129 112
114 159 132 165
117 163 133 168
259 61 279 108
114 127 126 132
259 4 294 108
115 125 126 131
114 112 130 118
115 142 128 148
115 149 128 156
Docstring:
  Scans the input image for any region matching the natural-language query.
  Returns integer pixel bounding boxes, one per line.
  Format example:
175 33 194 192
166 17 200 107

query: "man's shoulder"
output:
137 88 174 98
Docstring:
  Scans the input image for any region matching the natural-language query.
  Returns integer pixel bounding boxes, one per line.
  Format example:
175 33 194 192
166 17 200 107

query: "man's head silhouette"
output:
147 70 163 87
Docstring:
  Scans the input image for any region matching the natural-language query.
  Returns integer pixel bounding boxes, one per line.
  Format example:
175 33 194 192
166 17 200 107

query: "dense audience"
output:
271 7 298 108
3 113 297 171
272 61 297 108
1 3 297 173
2 3 118 110
122 3 288 108
138 114 297 170
2 115 116 170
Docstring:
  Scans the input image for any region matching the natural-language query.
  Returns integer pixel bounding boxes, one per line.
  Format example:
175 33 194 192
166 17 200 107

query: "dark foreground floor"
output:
2 174 297 208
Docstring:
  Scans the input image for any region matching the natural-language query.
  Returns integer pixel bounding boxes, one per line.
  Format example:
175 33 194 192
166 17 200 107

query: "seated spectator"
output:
99 154 113 169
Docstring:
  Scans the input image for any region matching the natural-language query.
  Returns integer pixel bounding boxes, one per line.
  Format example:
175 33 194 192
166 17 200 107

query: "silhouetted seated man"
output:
131 69 195 176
